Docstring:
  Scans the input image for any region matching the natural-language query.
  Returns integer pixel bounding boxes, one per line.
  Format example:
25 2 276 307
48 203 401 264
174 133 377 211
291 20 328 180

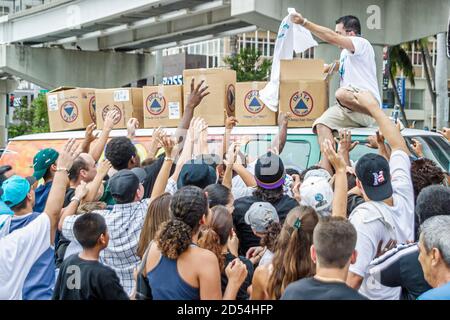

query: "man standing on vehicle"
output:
291 12 381 174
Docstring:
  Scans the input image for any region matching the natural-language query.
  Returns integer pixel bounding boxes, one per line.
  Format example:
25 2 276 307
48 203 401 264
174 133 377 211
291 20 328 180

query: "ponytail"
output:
197 225 225 271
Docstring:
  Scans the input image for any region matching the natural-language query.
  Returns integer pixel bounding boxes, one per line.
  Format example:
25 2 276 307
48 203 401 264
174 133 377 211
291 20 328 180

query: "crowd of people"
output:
0 13 449 301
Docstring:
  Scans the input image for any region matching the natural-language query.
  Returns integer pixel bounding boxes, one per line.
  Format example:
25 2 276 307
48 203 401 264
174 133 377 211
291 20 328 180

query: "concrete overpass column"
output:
0 79 19 148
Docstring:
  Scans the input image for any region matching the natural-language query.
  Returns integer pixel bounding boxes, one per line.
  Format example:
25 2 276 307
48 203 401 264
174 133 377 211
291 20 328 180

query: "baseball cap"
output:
303 168 332 182
0 165 12 186
300 176 333 217
1 175 34 208
244 202 279 233
177 159 217 189
108 169 145 202
355 153 392 201
33 148 59 180
254 152 285 190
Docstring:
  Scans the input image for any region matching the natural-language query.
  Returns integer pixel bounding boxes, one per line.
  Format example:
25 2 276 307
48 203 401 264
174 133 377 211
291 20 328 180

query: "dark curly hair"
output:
267 205 319 299
253 185 284 203
260 221 282 252
105 137 137 170
156 186 208 259
410 158 445 202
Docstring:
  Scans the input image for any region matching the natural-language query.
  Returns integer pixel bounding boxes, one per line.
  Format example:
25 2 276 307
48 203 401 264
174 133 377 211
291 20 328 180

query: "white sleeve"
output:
349 37 370 56
389 150 414 204
349 215 378 277
232 187 255 200
0 213 51 299
62 214 81 242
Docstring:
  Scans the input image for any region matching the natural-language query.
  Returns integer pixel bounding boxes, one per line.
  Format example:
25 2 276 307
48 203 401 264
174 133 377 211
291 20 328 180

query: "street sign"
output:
396 77 406 106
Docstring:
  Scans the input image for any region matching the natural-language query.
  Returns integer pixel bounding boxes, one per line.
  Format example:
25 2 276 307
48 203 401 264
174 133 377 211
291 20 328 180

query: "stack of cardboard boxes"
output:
45 59 330 132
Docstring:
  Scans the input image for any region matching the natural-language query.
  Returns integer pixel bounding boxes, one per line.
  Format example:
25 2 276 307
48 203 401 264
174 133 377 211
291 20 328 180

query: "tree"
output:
8 93 49 139
224 47 272 82
388 43 415 127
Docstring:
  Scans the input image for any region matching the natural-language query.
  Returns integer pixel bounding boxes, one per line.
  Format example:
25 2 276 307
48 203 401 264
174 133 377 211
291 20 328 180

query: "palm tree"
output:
416 37 436 116
387 44 415 127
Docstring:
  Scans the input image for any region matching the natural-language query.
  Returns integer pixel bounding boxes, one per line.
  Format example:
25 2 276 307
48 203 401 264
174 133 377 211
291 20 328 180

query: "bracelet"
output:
302 18 308 26
165 156 174 161
56 168 69 174
71 196 81 203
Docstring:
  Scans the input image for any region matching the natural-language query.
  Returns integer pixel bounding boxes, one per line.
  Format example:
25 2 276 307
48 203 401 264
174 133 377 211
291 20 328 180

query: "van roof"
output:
9 126 441 141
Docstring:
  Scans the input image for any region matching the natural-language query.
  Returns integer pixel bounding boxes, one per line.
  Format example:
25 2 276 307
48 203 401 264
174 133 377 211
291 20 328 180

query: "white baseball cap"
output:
300 176 333 217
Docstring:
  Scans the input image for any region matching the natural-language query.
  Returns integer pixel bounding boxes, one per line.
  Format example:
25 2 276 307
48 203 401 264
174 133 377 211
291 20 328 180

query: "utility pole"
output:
435 32 449 129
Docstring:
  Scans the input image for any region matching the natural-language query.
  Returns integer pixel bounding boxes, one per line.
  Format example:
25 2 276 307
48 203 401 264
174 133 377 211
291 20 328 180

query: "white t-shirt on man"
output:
338 36 381 106
0 213 52 300
349 150 415 300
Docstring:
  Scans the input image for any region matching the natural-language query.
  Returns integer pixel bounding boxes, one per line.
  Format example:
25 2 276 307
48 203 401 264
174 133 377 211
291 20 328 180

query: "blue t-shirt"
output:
417 281 450 300
9 211 55 300
33 181 52 213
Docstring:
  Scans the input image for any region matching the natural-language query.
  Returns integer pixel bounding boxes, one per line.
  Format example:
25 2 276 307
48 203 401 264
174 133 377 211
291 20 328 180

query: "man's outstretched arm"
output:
291 11 355 52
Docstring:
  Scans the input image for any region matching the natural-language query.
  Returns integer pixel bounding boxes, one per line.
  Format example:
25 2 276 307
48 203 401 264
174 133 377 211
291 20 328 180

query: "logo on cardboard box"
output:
60 101 79 123
145 92 166 116
289 91 314 117
244 90 265 114
89 96 96 122
227 84 235 114
102 105 122 125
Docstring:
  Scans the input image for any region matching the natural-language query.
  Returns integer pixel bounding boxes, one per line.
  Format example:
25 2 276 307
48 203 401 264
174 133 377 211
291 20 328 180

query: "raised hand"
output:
127 118 139 139
74 181 89 201
322 139 346 173
437 127 450 142
97 159 112 178
103 110 121 131
337 129 358 154
410 138 424 158
225 258 248 287
278 112 291 127
225 115 239 130
290 11 305 25
57 138 80 171
84 123 99 144
185 78 210 110
158 135 178 159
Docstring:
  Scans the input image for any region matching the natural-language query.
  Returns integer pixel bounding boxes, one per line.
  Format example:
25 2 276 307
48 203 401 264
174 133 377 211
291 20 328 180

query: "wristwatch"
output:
56 167 69 175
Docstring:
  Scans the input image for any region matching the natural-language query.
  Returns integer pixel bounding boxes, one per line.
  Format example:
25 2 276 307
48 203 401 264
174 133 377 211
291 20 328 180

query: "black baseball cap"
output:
355 153 393 201
108 168 146 202
177 159 217 189
254 152 285 190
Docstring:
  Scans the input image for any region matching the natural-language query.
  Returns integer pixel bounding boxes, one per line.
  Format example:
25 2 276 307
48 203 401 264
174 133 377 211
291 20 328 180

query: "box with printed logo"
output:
279 59 331 128
183 68 236 126
46 87 96 132
95 88 143 129
235 82 277 126
143 85 183 128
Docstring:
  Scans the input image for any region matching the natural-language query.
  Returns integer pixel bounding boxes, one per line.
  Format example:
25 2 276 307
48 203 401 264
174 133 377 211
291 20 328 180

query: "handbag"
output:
135 243 153 300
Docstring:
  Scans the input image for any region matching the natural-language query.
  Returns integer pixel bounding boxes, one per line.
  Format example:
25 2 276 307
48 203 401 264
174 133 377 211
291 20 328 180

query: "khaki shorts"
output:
313 103 376 132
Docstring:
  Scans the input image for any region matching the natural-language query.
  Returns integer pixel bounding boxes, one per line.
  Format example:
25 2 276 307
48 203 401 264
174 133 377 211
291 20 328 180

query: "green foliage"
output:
8 93 49 138
389 44 415 86
224 47 272 82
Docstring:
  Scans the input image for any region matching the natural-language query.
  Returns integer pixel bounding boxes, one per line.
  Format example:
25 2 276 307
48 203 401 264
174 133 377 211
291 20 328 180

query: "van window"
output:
405 136 450 172
245 138 311 171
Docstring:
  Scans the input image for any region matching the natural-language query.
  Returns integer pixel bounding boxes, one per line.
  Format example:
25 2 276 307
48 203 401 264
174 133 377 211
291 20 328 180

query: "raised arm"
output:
174 78 210 147
89 110 121 162
58 181 89 231
354 91 410 154
170 118 197 182
150 136 177 200
291 11 355 52
336 129 358 167
77 123 98 154
126 118 139 141
323 139 348 218
222 142 240 190
84 159 111 203
45 139 80 244
223 115 238 159
271 112 290 155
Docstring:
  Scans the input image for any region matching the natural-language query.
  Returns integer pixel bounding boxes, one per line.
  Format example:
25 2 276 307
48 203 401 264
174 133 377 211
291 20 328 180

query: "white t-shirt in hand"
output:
349 150 415 300
0 213 52 300
338 36 381 107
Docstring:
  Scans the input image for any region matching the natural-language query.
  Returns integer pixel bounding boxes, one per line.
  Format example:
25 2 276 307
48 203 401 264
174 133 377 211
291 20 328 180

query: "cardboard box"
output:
183 68 236 126
143 85 183 128
95 88 143 129
279 59 330 127
235 82 277 126
46 87 95 132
